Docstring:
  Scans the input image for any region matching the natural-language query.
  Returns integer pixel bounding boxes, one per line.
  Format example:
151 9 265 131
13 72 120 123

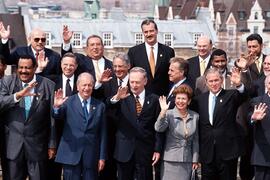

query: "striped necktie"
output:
135 95 142 116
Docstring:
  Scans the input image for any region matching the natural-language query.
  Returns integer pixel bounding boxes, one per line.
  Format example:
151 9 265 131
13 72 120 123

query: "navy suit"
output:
109 92 162 180
128 43 175 96
4 45 61 80
54 94 107 180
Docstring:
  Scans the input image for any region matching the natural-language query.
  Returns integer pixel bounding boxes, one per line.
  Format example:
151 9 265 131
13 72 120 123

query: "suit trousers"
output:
6 149 47 180
117 153 153 180
254 166 270 180
201 156 238 180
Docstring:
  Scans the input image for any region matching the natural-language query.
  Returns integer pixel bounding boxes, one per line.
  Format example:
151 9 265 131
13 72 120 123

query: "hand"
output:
114 86 130 100
63 25 73 44
251 103 267 121
99 68 112 83
48 148 56 159
229 67 241 86
36 51 49 72
54 89 68 108
235 55 248 70
152 152 160 166
15 81 38 100
98 160 105 172
0 21 10 40
192 163 199 170
159 96 170 111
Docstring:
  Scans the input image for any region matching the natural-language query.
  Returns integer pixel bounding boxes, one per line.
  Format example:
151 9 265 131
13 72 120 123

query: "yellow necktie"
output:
200 59 206 76
93 60 101 81
149 47 155 78
255 59 261 73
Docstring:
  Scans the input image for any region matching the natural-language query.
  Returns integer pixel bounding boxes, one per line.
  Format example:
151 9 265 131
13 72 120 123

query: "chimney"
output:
115 0 120 7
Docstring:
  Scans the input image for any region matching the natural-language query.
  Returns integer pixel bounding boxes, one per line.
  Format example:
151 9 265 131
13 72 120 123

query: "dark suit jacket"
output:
110 92 162 164
0 74 56 161
187 56 211 89
128 43 175 96
246 54 266 81
4 45 61 80
62 47 113 100
54 95 107 169
192 89 247 163
249 75 266 98
167 78 192 109
250 94 270 167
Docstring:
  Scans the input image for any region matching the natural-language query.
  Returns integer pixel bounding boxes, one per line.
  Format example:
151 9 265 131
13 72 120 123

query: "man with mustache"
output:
0 55 56 180
128 19 175 97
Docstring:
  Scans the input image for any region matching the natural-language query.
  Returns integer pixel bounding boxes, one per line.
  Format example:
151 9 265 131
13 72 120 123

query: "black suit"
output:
192 89 247 180
187 56 211 89
0 74 56 180
4 45 61 80
250 94 270 180
109 91 162 180
128 43 175 96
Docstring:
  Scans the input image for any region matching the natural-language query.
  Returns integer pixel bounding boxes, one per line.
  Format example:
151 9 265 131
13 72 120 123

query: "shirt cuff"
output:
1 38 8 44
236 84 244 93
94 81 102 89
110 97 119 104
53 108 59 114
62 43 71 51
14 94 20 102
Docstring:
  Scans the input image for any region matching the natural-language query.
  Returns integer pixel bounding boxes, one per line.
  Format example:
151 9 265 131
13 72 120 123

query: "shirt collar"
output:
174 77 187 88
31 47 44 56
210 89 222 97
145 42 158 50
118 74 129 85
62 74 75 82
134 89 145 100
22 75 36 87
77 94 91 104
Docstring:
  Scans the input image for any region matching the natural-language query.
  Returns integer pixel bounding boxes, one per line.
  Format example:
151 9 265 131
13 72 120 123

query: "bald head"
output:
197 35 212 59
29 28 46 52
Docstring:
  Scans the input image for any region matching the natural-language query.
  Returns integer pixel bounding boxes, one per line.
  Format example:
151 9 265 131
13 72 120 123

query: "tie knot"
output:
24 83 28 88
67 79 70 83
83 100 88 106
151 46 154 50
136 95 140 100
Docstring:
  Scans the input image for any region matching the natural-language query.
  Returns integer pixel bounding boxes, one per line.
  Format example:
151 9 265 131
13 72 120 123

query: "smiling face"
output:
205 71 223 94
197 36 212 59
175 93 190 111
247 40 262 57
61 56 78 78
77 73 94 100
29 29 46 52
263 56 270 76
113 57 130 80
142 22 158 46
129 71 147 96
86 36 104 60
211 55 227 72
17 58 36 83
168 62 184 83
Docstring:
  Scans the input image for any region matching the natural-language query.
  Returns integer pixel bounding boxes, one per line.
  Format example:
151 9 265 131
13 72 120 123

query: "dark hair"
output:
169 57 189 77
141 19 158 31
86 35 104 47
246 33 263 45
0 54 6 65
17 54 37 67
210 49 227 63
173 84 193 100
62 52 77 64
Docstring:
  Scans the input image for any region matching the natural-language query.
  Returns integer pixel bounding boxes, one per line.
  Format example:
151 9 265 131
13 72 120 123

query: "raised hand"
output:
114 86 130 100
229 67 241 86
15 81 38 100
99 68 112 83
0 21 10 40
251 103 267 121
36 52 49 72
62 25 73 44
54 89 68 108
159 95 170 111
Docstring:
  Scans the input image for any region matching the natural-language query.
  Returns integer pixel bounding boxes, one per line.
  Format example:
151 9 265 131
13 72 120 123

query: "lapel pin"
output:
160 54 163 57
220 99 222 103
147 101 150 104
93 106 96 110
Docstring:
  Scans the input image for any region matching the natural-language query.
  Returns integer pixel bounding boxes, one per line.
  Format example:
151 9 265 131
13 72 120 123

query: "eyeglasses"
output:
33 38 46 43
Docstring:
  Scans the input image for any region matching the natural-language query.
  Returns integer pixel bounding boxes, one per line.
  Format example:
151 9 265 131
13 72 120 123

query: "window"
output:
45 32 51 48
164 33 173 47
135 33 144 45
228 27 234 36
193 33 203 46
255 12 258 20
254 26 258 34
238 11 246 20
103 32 113 48
228 41 234 52
265 11 270 19
72 32 82 48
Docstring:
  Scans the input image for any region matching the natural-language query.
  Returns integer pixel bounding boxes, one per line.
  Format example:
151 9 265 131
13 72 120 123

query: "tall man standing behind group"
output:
128 19 175 96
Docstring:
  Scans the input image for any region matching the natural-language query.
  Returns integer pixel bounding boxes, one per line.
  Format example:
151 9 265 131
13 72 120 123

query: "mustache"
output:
19 72 30 75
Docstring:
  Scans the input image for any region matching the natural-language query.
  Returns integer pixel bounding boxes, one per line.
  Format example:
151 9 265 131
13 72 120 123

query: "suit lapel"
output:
14 77 26 120
86 98 98 128
123 95 138 127
142 43 153 79
213 89 225 125
155 43 163 73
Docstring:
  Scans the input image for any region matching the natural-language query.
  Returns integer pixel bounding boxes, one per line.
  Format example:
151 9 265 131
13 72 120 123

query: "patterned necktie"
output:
135 95 142 116
149 46 155 78
24 83 31 119
82 100 89 123
65 79 72 97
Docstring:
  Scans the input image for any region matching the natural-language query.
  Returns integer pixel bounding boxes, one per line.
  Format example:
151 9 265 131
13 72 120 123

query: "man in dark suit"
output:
53 72 107 180
128 19 175 96
0 55 56 180
2 28 61 80
99 52 130 180
167 57 191 109
48 52 78 180
249 75 270 180
61 26 113 100
109 67 161 180
187 35 213 89
192 67 247 180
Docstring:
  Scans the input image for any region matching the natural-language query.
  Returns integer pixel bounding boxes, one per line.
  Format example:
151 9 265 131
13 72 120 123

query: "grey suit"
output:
0 74 56 180
155 108 199 180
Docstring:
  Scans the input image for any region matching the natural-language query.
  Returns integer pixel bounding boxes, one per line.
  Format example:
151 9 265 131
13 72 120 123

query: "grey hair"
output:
76 72 95 86
113 52 130 65
129 67 147 79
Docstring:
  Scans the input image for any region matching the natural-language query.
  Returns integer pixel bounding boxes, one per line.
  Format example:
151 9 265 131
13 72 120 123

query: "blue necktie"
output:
82 100 89 123
209 95 216 125
24 83 31 119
